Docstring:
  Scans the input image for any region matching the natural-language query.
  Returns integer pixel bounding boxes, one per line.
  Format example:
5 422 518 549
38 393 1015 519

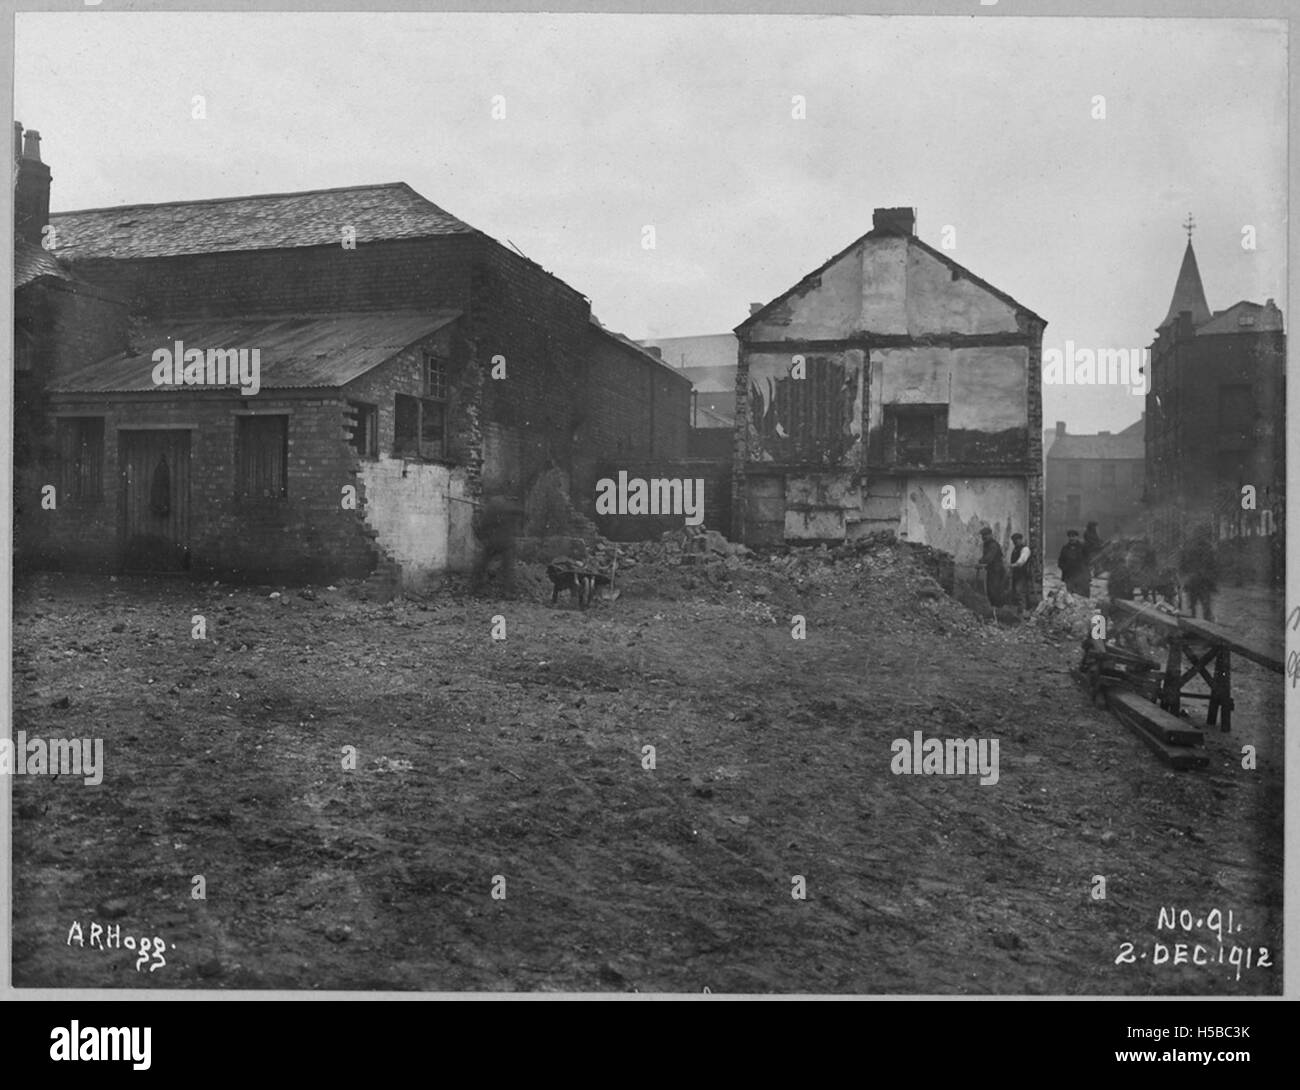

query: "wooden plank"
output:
1107 691 1208 769
1178 616 1283 673
1109 598 1183 634
1108 690 1206 746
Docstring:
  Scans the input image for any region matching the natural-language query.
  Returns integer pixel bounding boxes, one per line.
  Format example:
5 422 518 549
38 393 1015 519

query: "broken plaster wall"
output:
902 477 1027 566
869 344 1030 461
744 348 865 467
358 459 475 582
735 230 1038 548
743 237 1023 342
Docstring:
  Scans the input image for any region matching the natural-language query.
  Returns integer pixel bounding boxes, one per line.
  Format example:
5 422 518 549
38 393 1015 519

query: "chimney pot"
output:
749 302 764 316
14 123 52 245
1056 421 1066 436
872 207 916 236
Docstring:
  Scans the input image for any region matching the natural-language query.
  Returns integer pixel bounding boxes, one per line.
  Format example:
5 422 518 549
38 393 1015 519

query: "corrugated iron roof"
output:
15 237 73 287
48 311 461 394
48 183 478 261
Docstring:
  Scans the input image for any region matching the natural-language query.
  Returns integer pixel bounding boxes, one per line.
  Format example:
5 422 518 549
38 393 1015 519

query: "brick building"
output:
732 207 1045 586
640 331 739 447
1044 416 1145 556
1144 235 1285 568
16 129 689 583
12 124 130 567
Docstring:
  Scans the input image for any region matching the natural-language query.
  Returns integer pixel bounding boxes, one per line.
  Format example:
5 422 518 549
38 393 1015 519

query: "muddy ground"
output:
9 546 1284 993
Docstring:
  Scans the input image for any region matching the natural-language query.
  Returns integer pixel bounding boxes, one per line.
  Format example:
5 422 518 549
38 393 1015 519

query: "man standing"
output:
1083 521 1104 569
470 488 523 597
1008 532 1033 611
978 526 1006 607
1179 524 1218 621
1058 529 1090 597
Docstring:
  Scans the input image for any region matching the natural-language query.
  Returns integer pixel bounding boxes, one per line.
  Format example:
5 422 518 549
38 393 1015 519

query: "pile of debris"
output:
1031 586 1098 638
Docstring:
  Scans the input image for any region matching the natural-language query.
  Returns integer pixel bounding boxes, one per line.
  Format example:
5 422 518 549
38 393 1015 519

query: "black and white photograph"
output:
4 1 1292 1006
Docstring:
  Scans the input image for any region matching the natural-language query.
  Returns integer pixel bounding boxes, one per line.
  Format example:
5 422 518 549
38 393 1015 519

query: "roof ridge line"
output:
50 181 417 218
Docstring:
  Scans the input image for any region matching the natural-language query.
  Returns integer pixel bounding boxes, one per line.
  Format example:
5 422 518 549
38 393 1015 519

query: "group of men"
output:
977 519 1219 620
1055 520 1219 619
977 526 1033 610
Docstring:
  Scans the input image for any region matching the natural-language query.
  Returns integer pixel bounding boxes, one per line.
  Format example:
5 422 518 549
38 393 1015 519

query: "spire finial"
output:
1182 212 1196 242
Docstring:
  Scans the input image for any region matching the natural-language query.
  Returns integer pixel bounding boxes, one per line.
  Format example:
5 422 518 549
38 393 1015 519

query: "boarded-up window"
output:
347 401 378 459
1066 462 1081 485
237 416 288 499
57 417 104 502
1066 494 1081 520
772 357 853 460
884 405 947 466
1100 462 1116 489
394 392 446 460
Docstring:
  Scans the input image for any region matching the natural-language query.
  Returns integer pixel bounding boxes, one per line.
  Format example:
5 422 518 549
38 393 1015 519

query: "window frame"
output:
883 403 948 466
394 389 447 462
235 414 289 500
347 400 379 460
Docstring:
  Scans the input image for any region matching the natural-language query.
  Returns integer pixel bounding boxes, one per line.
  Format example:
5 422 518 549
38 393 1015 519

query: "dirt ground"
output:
9 545 1284 994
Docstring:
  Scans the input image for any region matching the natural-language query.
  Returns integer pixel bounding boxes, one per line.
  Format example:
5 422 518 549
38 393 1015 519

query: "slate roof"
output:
589 317 691 381
1047 417 1145 461
1159 240 1212 329
48 310 462 394
15 237 73 288
1196 300 1285 336
48 183 478 261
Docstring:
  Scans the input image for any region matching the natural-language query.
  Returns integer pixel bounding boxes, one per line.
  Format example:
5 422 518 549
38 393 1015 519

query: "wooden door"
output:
119 430 192 572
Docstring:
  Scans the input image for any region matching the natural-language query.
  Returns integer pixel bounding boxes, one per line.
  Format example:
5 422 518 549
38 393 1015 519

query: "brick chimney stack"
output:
1056 421 1066 437
872 207 916 236
749 302 764 316
13 122 52 246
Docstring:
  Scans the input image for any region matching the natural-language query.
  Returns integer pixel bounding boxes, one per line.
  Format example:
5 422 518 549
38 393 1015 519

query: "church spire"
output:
1159 217 1211 330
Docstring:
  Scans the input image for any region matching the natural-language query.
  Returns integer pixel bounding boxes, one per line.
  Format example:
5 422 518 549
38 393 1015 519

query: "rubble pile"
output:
1031 587 1098 639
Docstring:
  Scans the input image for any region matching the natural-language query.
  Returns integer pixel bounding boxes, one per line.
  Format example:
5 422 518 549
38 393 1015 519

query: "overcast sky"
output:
14 12 1287 435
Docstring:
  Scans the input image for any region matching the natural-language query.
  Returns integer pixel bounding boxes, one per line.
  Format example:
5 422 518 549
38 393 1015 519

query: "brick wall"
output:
1148 328 1286 510
342 324 480 574
577 325 692 513
45 231 688 575
473 244 591 499
33 391 378 581
15 278 129 379
1023 315 1045 596
66 237 476 319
